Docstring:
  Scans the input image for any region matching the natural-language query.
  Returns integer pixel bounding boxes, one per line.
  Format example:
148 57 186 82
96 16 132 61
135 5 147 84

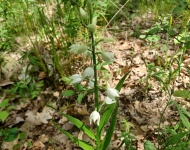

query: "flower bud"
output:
82 67 94 79
101 51 114 62
77 44 88 54
87 24 95 33
90 110 100 126
70 74 82 84
69 44 88 54
104 96 116 104
106 88 119 99
79 7 87 20
69 44 80 54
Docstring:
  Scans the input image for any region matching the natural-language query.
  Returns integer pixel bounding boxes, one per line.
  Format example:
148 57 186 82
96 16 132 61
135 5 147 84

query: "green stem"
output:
157 89 171 150
90 30 100 150
91 32 99 109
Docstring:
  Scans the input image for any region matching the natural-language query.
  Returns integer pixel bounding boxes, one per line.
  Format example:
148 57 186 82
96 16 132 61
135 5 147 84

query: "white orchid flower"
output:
69 44 80 53
104 96 116 104
82 67 94 79
69 44 88 54
106 88 119 99
90 110 100 126
101 51 114 62
70 74 83 84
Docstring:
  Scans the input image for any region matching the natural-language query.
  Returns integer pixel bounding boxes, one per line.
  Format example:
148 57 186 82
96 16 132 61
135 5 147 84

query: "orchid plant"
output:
48 1 128 149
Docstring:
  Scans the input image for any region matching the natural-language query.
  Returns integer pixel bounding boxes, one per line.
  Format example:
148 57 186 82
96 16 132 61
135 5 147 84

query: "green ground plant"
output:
0 99 18 144
10 79 44 99
141 12 190 149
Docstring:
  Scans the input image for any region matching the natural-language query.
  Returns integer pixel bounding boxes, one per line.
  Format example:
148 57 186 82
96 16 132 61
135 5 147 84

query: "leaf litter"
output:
1 20 190 150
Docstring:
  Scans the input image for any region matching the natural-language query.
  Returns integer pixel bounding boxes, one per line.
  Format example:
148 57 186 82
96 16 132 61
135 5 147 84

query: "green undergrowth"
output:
0 0 190 149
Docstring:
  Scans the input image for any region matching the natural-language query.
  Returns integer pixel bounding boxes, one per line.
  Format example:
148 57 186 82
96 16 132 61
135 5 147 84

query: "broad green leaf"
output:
3 127 18 142
47 105 96 140
174 90 190 99
179 110 190 130
62 90 75 97
101 104 118 150
0 99 9 109
166 133 185 146
77 93 83 104
144 140 156 150
0 111 9 122
53 121 94 150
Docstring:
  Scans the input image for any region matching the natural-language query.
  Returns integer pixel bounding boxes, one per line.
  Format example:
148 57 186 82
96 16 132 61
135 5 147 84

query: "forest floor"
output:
1 16 190 150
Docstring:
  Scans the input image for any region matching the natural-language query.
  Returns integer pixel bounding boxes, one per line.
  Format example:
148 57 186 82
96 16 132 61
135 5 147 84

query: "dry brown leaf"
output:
36 106 55 124
25 111 41 125
32 140 45 149
39 134 49 143
53 134 68 145
1 136 19 150
62 121 74 131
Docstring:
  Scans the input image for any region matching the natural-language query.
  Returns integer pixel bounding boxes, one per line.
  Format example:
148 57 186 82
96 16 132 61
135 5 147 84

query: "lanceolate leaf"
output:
179 110 190 130
53 121 94 150
101 104 118 150
115 72 130 91
47 105 96 140
165 132 185 146
98 103 115 139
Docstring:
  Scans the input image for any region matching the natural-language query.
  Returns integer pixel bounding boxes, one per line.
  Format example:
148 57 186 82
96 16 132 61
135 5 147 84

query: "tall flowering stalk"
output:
49 1 128 149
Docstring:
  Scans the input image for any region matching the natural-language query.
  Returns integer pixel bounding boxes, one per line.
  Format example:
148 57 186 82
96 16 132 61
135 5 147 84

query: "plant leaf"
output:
62 90 75 97
144 140 156 150
0 111 9 122
3 127 18 142
115 72 130 91
165 132 185 146
53 121 94 150
98 71 129 147
47 105 96 140
174 90 190 99
101 103 118 150
178 110 190 130
0 99 9 109
98 103 115 139
77 93 83 104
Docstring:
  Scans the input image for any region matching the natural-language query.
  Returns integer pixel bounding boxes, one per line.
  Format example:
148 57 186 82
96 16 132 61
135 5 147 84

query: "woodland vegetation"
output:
0 0 190 149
